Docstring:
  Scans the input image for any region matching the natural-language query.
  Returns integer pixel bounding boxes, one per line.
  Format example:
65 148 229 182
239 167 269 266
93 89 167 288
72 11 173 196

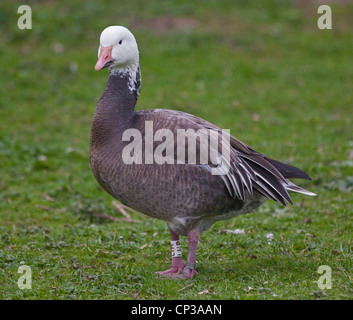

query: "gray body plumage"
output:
90 67 314 236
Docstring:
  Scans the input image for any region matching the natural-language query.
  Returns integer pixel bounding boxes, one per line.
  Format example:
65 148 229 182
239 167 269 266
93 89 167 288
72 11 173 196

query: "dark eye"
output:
119 40 122 45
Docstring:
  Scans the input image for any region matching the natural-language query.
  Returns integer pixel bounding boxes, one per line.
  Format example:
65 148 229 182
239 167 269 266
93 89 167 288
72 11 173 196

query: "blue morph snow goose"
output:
90 26 315 278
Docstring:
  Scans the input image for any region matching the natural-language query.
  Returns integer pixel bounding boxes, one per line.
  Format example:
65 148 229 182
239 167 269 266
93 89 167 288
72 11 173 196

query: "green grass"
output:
1 0 352 300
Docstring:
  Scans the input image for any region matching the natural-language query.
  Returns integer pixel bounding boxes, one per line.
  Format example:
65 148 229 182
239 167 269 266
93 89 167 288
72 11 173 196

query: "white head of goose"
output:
90 26 316 278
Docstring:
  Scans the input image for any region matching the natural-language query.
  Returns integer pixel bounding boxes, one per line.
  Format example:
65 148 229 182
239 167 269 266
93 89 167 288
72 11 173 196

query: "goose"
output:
90 26 315 278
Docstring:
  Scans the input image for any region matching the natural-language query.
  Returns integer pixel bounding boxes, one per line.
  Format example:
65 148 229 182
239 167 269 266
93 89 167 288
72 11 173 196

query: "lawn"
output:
0 0 352 300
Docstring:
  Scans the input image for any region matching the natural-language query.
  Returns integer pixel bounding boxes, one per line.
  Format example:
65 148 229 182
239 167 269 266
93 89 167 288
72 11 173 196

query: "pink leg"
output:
183 230 199 278
155 227 185 277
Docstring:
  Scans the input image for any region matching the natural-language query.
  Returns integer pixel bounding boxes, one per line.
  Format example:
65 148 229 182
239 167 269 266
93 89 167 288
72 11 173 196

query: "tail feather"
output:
284 179 317 196
235 154 316 205
218 135 316 203
266 158 312 181
247 160 293 205
253 177 289 206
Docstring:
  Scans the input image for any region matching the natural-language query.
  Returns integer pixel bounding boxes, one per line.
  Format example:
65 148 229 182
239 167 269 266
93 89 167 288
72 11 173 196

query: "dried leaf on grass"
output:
112 201 141 223
177 282 194 292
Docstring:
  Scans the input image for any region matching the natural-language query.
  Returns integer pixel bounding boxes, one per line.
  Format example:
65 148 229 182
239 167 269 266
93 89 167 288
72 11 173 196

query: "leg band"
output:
171 240 182 258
